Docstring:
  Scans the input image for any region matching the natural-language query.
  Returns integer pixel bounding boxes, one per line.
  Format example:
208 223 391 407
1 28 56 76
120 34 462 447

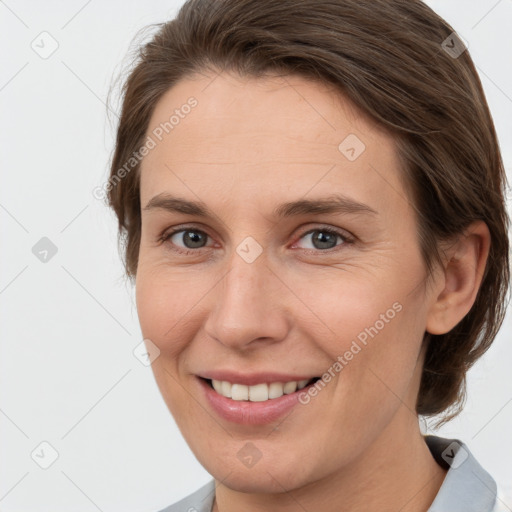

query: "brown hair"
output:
106 0 510 425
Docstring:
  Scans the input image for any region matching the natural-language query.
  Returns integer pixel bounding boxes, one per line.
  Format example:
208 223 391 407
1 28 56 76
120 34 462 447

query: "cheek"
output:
311 264 427 402
135 265 197 357
305 273 409 355
333 295 427 429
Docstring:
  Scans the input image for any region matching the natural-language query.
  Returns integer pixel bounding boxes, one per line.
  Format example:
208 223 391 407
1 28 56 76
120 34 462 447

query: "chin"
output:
216 470 307 495
200 451 318 495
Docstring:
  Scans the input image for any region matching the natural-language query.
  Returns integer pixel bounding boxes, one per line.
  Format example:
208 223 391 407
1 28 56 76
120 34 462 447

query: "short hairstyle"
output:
106 0 510 425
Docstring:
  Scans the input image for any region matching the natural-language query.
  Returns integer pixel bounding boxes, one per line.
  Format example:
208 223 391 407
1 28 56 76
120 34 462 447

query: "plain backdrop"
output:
1 1 511 510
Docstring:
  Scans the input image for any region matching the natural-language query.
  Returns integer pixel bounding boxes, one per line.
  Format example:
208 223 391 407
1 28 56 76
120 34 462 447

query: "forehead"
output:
139 71 408 218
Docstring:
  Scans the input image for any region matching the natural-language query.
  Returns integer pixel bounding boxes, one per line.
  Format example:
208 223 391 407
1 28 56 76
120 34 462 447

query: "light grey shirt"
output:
158 435 500 512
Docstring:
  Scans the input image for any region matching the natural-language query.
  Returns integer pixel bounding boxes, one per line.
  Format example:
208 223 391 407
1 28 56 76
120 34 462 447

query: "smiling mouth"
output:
202 377 321 402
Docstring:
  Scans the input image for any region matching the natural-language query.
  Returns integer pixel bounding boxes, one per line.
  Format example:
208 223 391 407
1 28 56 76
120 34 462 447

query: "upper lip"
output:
197 370 318 386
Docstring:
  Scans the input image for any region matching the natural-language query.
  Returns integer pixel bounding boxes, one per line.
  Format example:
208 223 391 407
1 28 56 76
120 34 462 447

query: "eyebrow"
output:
143 193 378 218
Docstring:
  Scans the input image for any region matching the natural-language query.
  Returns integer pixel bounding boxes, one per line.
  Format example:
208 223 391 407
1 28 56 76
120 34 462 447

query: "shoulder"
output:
156 480 216 512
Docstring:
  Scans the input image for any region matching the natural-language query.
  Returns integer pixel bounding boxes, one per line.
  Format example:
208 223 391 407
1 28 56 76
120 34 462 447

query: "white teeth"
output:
212 380 223 394
249 383 269 402
221 380 232 398
231 384 249 401
268 382 284 399
210 378 314 402
298 379 310 389
283 381 297 394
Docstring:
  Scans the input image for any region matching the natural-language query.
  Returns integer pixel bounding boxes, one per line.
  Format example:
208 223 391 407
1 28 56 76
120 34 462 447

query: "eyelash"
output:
158 225 354 256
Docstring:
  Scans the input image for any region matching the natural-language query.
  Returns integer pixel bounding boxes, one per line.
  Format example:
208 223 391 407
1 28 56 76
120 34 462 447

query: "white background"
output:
0 1 511 510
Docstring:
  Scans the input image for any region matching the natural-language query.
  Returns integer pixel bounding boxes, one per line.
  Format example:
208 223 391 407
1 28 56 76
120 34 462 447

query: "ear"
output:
426 221 491 335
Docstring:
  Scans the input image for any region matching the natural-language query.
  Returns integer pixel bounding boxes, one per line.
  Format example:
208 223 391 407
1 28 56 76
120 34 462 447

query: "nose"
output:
203 247 291 351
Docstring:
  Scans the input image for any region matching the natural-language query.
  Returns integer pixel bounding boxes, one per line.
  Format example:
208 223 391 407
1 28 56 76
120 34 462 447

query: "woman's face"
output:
136 71 442 492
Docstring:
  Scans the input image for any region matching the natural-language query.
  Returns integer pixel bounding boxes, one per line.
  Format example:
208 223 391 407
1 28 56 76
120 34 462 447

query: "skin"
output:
135 70 490 511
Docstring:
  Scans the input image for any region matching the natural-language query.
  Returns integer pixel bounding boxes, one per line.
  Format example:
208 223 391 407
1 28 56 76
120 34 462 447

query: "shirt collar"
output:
425 435 497 511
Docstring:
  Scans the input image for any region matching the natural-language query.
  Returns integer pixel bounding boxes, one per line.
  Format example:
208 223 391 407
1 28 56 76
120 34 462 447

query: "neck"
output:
212 410 447 512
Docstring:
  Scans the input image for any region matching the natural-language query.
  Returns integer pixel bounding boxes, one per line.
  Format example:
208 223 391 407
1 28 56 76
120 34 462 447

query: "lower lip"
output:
198 377 314 425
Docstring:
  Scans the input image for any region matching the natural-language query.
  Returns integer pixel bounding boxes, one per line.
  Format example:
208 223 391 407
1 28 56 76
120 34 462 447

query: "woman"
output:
105 0 510 510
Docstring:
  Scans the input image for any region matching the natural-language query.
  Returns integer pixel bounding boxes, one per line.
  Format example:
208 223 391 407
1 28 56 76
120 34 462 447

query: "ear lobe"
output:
425 221 491 335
